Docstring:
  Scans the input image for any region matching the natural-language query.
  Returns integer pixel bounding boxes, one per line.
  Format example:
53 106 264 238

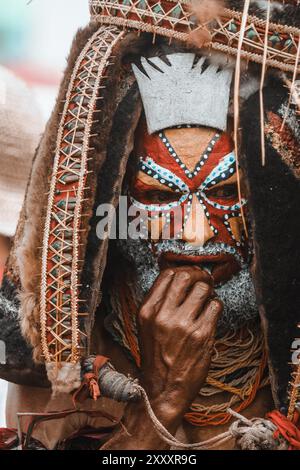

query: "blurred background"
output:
0 0 90 428
0 0 90 119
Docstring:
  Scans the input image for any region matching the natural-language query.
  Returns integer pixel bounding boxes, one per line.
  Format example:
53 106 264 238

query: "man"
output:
0 0 299 450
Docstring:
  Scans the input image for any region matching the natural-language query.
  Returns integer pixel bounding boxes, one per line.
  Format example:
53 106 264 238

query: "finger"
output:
164 266 213 308
140 268 175 320
180 280 214 319
195 298 223 335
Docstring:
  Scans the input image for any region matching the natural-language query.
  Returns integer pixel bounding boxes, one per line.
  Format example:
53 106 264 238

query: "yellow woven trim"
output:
89 0 300 73
94 15 299 73
40 26 125 365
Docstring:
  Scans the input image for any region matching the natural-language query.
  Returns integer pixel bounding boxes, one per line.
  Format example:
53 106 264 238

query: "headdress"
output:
0 0 299 433
132 53 233 133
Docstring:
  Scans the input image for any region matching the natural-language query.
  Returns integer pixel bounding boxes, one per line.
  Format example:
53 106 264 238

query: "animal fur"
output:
14 26 141 361
0 276 48 387
15 22 103 361
227 0 300 27
240 76 300 410
46 362 81 396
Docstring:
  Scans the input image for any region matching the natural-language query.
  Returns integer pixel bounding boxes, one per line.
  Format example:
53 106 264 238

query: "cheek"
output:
144 214 168 240
128 196 249 260
228 217 244 242
208 208 249 259
140 206 185 240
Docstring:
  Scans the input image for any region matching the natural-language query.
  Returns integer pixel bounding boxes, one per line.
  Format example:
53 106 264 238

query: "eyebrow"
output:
135 171 241 193
206 172 238 189
135 172 175 191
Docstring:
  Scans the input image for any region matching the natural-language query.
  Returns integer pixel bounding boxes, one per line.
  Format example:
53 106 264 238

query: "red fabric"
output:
266 410 300 450
84 355 110 401
0 428 18 450
73 355 110 404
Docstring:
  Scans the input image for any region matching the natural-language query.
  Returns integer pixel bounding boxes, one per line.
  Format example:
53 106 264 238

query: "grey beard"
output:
116 238 259 333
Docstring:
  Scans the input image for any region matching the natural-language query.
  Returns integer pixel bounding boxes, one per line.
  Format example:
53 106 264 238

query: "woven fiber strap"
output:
40 26 125 392
89 0 300 73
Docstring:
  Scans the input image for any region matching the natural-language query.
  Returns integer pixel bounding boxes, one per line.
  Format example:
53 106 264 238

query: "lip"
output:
158 252 241 285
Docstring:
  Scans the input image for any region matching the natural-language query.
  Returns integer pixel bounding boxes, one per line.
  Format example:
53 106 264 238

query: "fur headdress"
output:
0 0 299 419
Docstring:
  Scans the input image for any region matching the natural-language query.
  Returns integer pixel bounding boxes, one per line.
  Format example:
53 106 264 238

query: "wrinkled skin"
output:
138 266 222 413
100 265 224 450
100 264 272 451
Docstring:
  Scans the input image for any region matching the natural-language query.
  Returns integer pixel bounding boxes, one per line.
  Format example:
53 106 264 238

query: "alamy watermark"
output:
291 339 300 366
95 196 207 241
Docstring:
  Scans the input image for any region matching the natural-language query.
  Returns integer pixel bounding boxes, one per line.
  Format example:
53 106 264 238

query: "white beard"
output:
116 238 259 333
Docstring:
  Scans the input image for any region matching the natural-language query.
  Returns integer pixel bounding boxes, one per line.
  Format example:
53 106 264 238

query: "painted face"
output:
129 119 249 268
110 120 257 346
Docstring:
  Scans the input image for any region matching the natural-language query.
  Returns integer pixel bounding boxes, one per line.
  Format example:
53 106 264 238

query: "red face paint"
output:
129 119 249 263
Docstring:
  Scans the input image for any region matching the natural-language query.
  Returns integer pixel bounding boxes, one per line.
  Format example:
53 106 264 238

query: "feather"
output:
187 0 224 48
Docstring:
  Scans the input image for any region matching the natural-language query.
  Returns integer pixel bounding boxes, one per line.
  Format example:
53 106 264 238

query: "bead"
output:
54 229 73 239
70 107 88 119
246 28 258 40
51 268 71 278
51 294 71 305
64 132 85 144
71 95 90 106
52 253 72 264
62 145 82 157
65 121 85 132
228 21 238 33
51 241 72 252
56 198 77 210
59 174 80 183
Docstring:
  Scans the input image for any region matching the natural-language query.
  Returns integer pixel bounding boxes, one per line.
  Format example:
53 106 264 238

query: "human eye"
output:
144 189 179 204
206 183 238 200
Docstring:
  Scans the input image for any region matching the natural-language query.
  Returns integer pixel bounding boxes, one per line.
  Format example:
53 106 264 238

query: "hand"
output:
137 266 223 424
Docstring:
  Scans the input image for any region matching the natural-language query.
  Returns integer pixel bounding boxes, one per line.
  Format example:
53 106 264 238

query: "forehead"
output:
162 127 216 168
133 119 235 186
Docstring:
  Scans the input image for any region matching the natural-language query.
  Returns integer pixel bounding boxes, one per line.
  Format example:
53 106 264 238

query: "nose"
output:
182 194 214 246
